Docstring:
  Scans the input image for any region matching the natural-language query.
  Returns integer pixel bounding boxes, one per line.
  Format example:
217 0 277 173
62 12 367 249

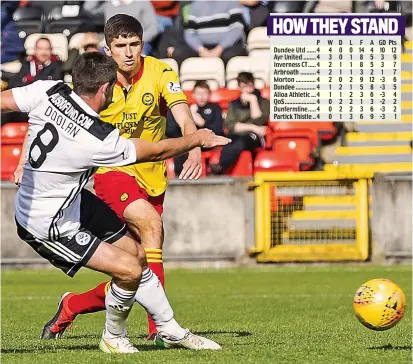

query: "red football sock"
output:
145 248 165 335
67 281 110 315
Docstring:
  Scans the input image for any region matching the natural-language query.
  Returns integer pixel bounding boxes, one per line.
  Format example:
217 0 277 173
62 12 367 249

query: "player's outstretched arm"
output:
131 129 231 163
1 90 29 185
1 90 20 112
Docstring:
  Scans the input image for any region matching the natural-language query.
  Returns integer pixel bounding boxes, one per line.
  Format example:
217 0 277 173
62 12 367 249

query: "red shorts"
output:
93 171 165 222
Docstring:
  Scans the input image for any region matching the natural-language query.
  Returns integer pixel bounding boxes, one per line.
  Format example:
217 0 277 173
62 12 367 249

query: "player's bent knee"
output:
116 255 143 284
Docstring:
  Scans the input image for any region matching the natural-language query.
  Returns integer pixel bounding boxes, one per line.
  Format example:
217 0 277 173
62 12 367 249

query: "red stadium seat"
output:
184 89 241 111
184 90 195 105
269 122 318 147
227 151 253 176
272 137 314 171
166 155 208 179
268 121 337 146
1 123 28 145
209 89 240 110
260 86 270 100
1 145 22 180
208 148 253 177
254 150 299 172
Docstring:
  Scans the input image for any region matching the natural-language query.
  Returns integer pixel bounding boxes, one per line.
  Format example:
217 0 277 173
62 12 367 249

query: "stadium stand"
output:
44 5 91 39
180 57 226 91
159 58 179 74
254 150 300 172
1 145 22 181
1 122 28 145
247 27 270 57
226 56 269 89
12 6 44 40
1 2 413 181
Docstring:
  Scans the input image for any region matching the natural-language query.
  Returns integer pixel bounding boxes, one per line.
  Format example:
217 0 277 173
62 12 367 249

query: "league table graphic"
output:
267 14 406 122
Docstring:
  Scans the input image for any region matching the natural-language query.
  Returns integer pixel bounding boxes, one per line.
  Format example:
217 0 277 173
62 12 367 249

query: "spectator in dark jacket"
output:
210 72 269 174
167 80 224 177
1 1 25 64
3 37 62 124
8 37 63 88
168 1 248 65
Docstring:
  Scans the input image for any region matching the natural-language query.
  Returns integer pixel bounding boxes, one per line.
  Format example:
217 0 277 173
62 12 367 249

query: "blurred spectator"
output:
8 37 63 88
63 33 100 74
1 1 25 64
82 0 106 17
104 0 159 56
80 32 101 53
210 72 269 175
167 80 224 176
151 1 178 31
169 1 248 65
240 1 315 29
151 0 179 18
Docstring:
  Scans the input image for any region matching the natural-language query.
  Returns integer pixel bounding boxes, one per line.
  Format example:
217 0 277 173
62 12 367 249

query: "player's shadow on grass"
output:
368 344 412 351
195 330 252 337
135 330 252 339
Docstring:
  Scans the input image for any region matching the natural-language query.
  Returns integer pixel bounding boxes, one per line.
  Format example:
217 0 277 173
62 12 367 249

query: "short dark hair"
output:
237 72 255 85
194 80 210 91
104 14 143 47
72 52 117 96
35 37 52 49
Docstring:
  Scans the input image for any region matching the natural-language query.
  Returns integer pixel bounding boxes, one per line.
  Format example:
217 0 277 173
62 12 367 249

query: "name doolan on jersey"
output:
45 92 96 138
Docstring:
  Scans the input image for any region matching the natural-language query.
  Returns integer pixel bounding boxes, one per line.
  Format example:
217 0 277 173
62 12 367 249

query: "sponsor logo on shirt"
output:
142 93 154 106
122 112 138 121
167 82 182 93
48 93 94 129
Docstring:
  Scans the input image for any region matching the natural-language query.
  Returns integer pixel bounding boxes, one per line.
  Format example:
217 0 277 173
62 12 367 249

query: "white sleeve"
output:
92 129 137 167
12 80 59 113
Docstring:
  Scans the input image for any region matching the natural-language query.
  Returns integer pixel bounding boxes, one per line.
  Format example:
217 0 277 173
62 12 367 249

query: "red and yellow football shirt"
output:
97 56 187 196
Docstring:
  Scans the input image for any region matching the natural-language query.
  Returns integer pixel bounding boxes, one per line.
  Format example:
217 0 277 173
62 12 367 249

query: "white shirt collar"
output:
69 91 100 118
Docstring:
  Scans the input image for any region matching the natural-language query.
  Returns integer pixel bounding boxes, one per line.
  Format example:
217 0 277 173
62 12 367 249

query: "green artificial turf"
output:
1 265 411 363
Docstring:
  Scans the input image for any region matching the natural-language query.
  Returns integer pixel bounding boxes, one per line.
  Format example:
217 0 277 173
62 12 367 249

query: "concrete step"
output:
356 115 412 132
402 53 412 62
402 101 412 114
402 92 412 102
324 162 412 174
346 131 413 147
401 53 412 72
402 84 412 93
334 145 412 164
405 41 412 53
401 71 412 84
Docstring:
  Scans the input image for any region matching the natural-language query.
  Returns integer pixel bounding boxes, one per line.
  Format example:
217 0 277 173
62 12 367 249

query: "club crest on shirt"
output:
167 82 181 93
142 93 154 106
75 232 91 246
120 193 129 202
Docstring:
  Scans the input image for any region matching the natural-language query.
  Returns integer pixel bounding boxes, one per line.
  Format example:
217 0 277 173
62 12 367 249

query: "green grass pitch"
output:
2 265 411 363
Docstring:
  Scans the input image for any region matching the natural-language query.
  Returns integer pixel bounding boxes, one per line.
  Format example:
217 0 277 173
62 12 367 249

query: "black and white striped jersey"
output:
13 80 137 241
